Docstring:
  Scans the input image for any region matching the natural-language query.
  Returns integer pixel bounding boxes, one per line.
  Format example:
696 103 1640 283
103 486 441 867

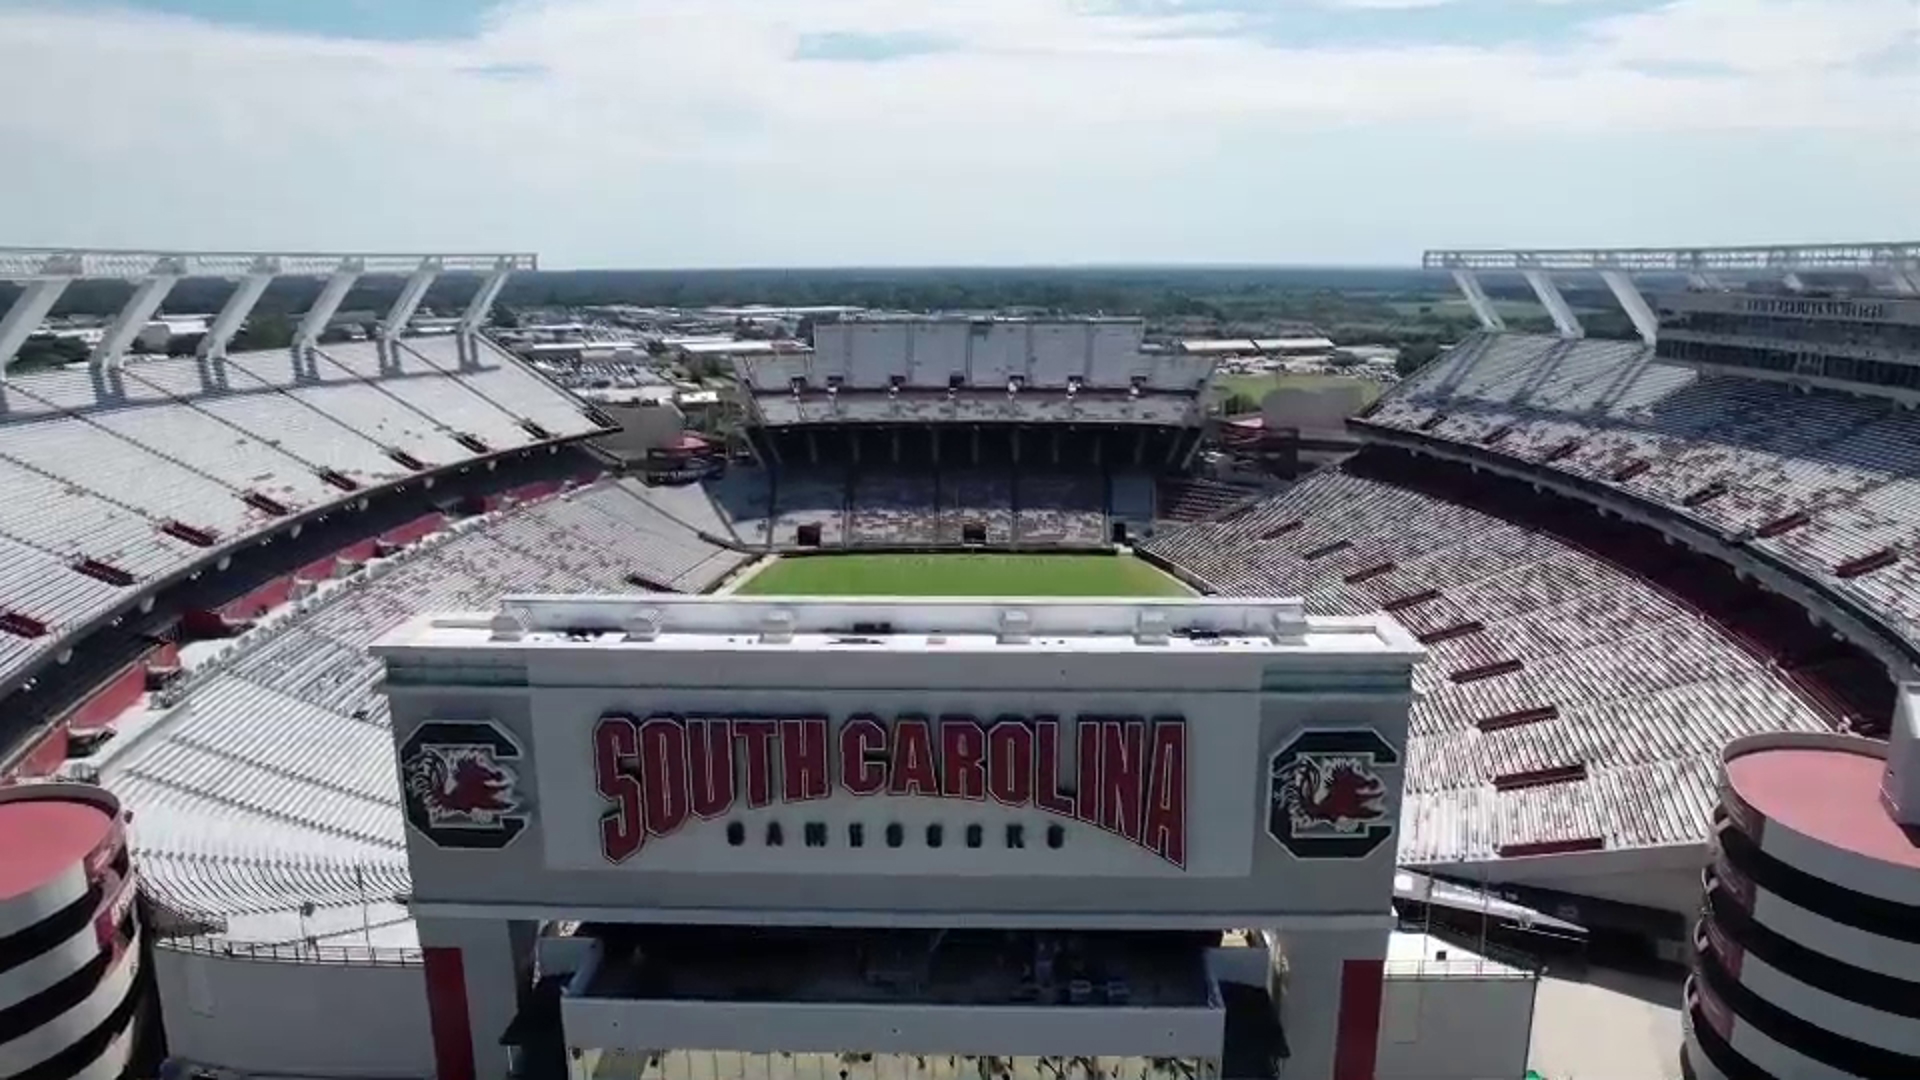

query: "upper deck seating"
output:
0 337 609 694
1364 331 1920 649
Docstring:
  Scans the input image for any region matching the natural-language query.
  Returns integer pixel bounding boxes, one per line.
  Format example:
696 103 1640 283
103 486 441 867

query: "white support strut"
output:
458 268 512 335
0 278 73 380
292 264 364 355
92 261 185 367
200 271 275 361
0 246 539 376
381 263 439 343
1425 241 1920 274
1599 269 1661 346
0 247 535 279
1450 270 1507 332
1522 270 1585 340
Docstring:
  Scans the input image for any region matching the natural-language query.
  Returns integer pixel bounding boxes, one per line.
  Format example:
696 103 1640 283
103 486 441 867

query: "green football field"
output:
734 553 1191 597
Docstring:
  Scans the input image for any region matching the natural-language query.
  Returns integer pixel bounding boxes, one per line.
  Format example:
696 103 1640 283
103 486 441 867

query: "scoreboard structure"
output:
373 596 1423 1080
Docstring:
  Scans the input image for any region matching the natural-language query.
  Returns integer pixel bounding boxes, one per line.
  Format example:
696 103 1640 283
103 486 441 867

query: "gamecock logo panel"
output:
1266 727 1399 860
400 720 531 850
592 713 1188 867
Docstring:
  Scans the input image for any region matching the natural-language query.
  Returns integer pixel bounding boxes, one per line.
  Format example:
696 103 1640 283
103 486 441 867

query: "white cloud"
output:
0 0 1912 266
1584 0 1917 74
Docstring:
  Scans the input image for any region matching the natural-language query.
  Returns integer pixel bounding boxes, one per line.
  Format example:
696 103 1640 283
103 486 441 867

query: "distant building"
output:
135 315 213 351
1255 337 1337 354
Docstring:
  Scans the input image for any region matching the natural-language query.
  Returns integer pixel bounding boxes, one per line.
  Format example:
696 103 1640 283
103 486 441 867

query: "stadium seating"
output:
1109 473 1156 535
770 473 850 547
939 472 1015 545
1142 455 1831 864
0 335 610 699
850 471 940 545
706 467 775 547
1154 478 1258 523
1014 474 1107 546
104 478 744 944
1363 331 1920 648
725 467 1120 551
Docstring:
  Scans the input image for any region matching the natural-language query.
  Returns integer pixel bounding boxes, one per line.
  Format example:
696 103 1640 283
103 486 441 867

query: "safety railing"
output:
154 934 421 967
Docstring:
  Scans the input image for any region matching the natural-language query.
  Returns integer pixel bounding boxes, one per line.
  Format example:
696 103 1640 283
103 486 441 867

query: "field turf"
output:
735 553 1190 598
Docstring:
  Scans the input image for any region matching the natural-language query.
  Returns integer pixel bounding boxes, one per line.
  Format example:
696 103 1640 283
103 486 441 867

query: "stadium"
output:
2 241 1919 1080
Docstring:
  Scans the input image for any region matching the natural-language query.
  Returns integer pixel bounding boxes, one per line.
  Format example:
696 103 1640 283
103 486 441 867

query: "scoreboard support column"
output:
419 915 531 1080
1271 924 1390 1080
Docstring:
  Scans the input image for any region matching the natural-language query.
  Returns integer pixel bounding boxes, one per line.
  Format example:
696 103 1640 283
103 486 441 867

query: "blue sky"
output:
0 0 1913 268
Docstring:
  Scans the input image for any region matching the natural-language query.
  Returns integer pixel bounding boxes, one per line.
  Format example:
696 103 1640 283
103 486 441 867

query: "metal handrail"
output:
154 934 421 967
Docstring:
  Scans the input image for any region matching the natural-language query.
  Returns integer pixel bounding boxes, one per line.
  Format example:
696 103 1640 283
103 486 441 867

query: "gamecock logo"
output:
1266 728 1399 860
399 720 529 850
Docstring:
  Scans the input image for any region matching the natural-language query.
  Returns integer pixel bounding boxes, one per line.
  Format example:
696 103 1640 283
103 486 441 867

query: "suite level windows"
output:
722 819 1067 853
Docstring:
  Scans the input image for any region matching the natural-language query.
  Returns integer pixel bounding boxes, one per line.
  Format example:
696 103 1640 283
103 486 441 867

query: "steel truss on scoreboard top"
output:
1423 242 1920 274
0 247 539 280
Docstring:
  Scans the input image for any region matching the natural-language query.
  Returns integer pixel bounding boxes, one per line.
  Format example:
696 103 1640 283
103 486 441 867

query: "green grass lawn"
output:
736 553 1190 598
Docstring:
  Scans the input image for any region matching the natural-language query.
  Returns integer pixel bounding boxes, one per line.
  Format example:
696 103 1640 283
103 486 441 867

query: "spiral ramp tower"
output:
1688 689 1920 1079
0 783 144 1080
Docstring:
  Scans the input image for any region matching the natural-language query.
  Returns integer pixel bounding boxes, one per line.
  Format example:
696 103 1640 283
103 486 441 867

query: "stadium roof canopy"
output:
0 245 539 375
1423 241 1920 274
0 247 537 279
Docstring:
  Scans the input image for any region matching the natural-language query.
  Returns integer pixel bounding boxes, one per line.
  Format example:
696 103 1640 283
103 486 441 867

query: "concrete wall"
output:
153 946 434 1078
1374 975 1536 1080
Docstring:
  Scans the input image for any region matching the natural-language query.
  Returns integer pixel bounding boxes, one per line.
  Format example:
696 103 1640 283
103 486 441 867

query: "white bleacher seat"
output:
1143 460 1828 865
104 474 753 946
415 336 608 439
224 351 473 468
1368 330 1920 657
319 340 537 452
0 456 195 574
